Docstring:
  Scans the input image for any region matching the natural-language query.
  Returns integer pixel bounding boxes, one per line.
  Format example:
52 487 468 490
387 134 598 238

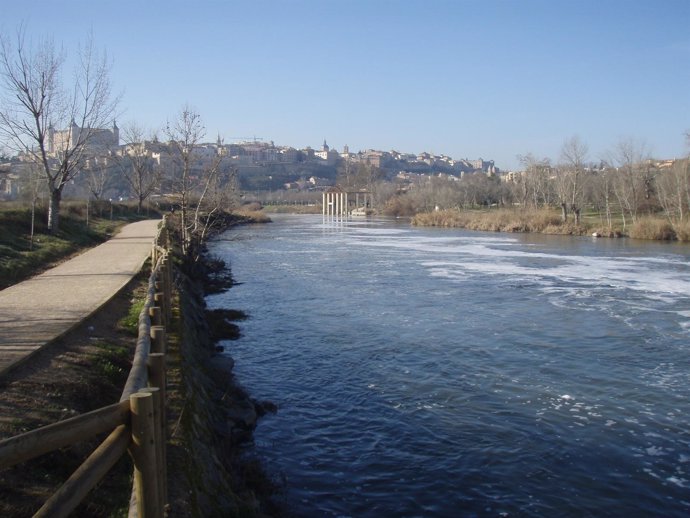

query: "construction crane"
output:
228 136 264 143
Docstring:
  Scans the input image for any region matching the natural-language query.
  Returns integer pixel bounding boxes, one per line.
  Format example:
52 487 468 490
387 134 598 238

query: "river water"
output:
207 214 690 517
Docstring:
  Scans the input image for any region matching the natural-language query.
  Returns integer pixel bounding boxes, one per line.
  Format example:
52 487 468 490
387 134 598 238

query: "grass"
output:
117 298 145 335
92 340 131 384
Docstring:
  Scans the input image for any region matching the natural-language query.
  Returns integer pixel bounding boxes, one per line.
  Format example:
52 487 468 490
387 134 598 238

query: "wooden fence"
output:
0 216 174 518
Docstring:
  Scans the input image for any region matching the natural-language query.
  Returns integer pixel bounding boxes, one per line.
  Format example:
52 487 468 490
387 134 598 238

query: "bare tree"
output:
117 122 161 213
353 162 384 192
610 137 650 226
336 157 354 190
455 172 502 209
165 105 205 255
590 162 616 229
25 161 43 249
188 151 239 261
85 157 113 201
656 159 689 223
517 153 553 208
165 105 236 260
372 180 398 210
555 136 589 223
0 27 119 233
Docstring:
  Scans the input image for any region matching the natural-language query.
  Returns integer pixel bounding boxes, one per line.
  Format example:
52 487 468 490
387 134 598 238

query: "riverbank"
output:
161 210 281 516
0 209 281 516
169 261 280 516
412 208 690 241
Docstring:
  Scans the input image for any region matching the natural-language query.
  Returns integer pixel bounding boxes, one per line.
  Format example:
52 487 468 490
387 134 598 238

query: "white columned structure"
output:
324 189 372 217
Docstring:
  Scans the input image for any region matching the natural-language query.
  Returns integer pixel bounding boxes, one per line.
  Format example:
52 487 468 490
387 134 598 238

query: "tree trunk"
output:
180 203 189 256
572 205 581 225
30 196 36 250
605 195 612 229
47 189 61 234
560 202 568 223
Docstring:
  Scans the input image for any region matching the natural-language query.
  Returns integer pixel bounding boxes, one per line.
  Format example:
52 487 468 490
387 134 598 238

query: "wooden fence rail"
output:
0 216 174 518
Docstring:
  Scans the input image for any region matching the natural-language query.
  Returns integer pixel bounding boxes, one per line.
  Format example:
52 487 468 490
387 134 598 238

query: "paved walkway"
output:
0 219 161 376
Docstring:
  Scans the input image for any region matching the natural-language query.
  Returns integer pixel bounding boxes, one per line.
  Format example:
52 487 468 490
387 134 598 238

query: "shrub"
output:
383 196 419 217
412 209 470 227
673 220 690 242
241 202 263 212
235 210 272 223
413 208 585 235
629 217 676 241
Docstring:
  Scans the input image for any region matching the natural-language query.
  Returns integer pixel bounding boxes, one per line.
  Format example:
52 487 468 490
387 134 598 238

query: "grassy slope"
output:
0 202 161 290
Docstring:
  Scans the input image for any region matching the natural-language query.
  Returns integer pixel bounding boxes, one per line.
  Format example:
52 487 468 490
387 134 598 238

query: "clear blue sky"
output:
2 0 689 169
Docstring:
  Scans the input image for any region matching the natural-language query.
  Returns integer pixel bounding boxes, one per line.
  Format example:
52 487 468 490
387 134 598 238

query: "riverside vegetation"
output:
0 203 281 516
411 207 690 241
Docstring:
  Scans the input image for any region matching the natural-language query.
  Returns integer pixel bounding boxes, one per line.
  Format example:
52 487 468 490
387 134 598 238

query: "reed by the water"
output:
412 208 690 241
412 208 588 235
628 217 690 241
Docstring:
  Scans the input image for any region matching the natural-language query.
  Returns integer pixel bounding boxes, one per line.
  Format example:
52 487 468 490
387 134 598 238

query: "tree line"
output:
355 135 689 236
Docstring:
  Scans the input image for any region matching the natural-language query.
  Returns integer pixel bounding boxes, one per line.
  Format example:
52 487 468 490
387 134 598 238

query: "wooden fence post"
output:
141 387 167 512
149 305 162 327
154 282 168 326
129 391 161 518
150 326 166 355
154 291 166 325
147 353 166 405
161 257 172 322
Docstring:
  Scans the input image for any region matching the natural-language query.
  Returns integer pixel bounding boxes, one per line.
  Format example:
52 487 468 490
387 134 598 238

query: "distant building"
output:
302 146 315 160
48 120 119 155
468 158 496 173
279 147 299 163
501 171 523 183
0 163 18 200
314 140 339 165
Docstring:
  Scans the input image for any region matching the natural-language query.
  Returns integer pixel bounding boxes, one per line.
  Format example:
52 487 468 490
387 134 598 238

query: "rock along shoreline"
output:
169 211 281 517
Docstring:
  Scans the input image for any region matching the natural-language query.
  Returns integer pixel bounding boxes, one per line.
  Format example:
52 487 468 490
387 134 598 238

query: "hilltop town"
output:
0 122 497 202
1 120 687 243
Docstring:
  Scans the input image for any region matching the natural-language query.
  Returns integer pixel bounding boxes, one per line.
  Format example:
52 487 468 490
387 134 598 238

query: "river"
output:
207 214 690 517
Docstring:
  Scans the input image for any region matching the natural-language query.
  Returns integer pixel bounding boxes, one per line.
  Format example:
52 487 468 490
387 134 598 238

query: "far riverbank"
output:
412 208 690 242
